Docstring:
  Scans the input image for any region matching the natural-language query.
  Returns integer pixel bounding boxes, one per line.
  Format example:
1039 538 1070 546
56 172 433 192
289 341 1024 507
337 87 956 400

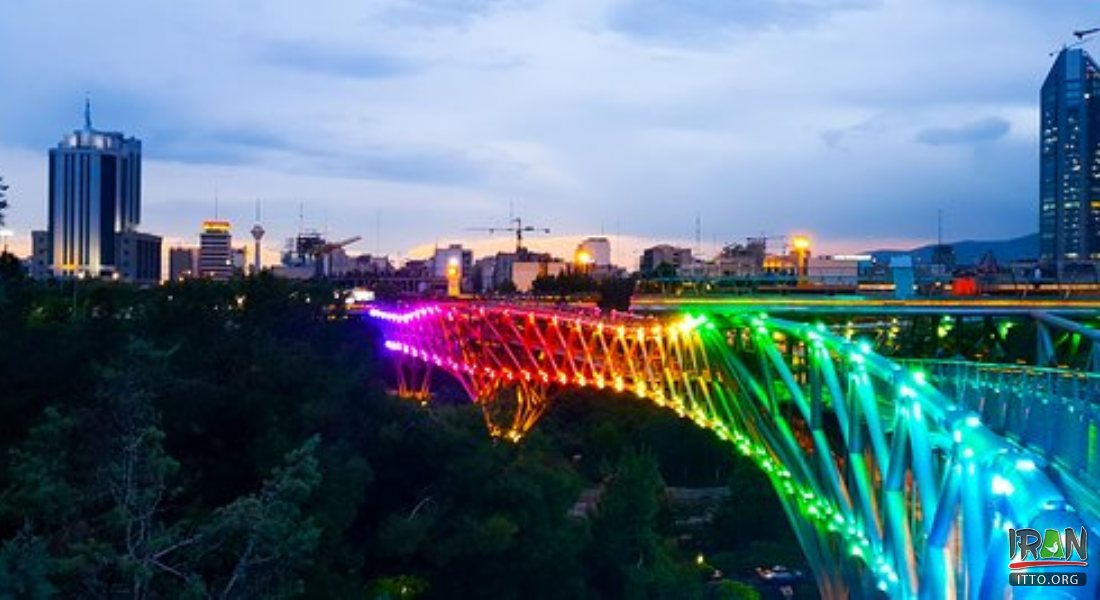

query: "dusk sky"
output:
0 1 1092 262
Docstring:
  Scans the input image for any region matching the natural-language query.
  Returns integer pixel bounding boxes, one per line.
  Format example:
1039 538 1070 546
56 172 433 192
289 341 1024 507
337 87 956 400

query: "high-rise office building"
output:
199 220 233 280
169 247 197 281
48 99 143 277
1040 48 1100 265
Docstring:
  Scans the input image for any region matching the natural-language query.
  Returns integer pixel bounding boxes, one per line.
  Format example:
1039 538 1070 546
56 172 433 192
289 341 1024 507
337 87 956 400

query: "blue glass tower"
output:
1040 48 1100 265
47 99 142 276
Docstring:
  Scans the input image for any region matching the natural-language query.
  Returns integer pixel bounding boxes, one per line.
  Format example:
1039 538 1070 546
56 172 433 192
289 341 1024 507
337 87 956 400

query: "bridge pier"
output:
394 356 432 403
478 379 550 442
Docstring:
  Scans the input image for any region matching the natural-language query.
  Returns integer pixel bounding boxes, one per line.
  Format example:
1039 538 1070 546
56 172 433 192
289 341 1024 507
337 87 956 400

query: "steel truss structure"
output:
369 302 1098 599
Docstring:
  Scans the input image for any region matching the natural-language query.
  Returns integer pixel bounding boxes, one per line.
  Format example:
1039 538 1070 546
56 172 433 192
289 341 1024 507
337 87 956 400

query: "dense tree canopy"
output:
0 263 805 598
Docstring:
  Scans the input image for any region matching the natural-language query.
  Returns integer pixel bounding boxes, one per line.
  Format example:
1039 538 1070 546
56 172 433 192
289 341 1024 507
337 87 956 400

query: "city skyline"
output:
0 1 1092 261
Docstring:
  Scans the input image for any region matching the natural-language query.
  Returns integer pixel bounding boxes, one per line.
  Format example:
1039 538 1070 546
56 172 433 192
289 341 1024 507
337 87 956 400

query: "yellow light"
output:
792 235 811 251
574 249 594 266
202 220 231 233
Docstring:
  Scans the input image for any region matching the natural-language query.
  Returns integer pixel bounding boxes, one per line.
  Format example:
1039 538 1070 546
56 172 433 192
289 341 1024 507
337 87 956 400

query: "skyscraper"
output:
199 220 234 280
48 99 143 277
1040 48 1100 265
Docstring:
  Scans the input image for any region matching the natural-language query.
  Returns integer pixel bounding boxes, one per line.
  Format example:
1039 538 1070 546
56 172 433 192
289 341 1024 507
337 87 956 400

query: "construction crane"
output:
468 217 550 254
1051 27 1100 56
312 235 361 277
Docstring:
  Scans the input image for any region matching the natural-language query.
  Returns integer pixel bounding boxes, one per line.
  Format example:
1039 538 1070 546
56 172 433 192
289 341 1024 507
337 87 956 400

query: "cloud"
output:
262 41 418 79
608 0 879 43
147 126 486 186
914 117 1012 146
380 0 537 28
0 0 1084 260
820 113 892 150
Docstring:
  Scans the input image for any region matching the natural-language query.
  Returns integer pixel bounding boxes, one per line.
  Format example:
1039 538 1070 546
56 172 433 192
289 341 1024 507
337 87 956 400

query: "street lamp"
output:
790 235 811 281
574 249 594 273
446 256 461 298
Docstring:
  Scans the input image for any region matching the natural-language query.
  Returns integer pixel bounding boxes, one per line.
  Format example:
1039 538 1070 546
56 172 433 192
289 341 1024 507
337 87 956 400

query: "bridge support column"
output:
479 379 551 442
394 357 432 403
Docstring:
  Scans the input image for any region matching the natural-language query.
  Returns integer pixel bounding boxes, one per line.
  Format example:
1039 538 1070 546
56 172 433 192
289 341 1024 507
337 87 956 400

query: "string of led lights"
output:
369 302 1096 599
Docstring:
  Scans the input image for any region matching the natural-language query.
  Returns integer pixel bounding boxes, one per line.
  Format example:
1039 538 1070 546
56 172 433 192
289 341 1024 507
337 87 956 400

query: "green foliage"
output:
0 278 804 596
531 271 600 297
710 579 761 600
589 448 701 598
368 574 429 599
198 437 323 598
596 277 635 313
0 525 54 599
706 460 790 550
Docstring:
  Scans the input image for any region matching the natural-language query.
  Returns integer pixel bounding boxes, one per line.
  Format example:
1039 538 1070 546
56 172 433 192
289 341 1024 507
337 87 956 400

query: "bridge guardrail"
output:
898 359 1100 486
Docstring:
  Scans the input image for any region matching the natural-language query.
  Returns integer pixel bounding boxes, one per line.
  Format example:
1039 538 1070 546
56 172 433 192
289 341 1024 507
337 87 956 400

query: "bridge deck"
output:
632 296 1100 316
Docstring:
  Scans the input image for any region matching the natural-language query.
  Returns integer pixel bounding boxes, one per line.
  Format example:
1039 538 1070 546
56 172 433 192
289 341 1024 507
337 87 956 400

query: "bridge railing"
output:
897 359 1100 487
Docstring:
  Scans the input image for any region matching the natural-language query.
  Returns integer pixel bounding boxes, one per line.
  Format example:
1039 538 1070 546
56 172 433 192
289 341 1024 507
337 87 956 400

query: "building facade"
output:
1040 48 1100 264
198 220 233 280
576 237 612 267
169 247 197 281
115 231 162 285
30 230 50 280
431 244 473 279
639 245 692 275
48 101 142 277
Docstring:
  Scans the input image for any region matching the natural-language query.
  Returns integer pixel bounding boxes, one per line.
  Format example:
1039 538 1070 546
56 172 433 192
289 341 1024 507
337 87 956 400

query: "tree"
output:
588 448 698 597
72 341 198 596
597 277 635 313
0 525 54 599
710 580 761 600
707 458 789 551
199 436 323 599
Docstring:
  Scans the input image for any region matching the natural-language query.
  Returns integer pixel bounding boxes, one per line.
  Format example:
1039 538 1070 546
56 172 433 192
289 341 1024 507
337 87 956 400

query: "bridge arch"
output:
370 302 1092 599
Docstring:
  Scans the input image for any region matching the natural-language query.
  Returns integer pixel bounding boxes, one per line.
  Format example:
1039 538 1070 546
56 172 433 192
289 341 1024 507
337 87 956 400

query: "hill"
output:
867 232 1038 265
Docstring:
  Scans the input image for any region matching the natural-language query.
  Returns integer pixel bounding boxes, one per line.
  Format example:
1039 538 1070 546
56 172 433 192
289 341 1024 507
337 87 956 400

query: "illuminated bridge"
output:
367 298 1100 599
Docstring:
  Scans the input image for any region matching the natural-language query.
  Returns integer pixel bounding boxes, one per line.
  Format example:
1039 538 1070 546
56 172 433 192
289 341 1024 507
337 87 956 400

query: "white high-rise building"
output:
576 237 612 267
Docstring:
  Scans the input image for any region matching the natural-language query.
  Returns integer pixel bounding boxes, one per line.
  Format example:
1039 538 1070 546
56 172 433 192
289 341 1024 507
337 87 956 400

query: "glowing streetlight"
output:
446 256 461 297
790 234 812 281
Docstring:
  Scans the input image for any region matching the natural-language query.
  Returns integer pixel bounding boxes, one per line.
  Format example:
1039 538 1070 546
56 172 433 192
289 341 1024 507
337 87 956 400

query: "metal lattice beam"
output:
370 302 1095 599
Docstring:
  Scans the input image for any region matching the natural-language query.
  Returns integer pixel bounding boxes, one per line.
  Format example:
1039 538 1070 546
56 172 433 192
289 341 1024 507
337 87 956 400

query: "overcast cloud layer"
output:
0 0 1090 260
